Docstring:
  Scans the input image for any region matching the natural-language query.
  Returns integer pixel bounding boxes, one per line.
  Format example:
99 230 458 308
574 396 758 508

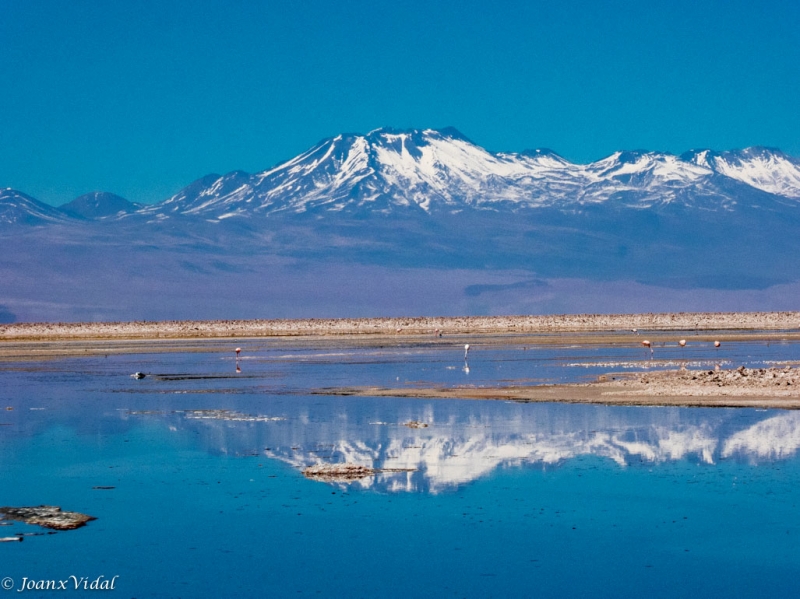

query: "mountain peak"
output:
678 147 800 198
518 148 564 160
615 150 666 163
436 126 472 142
0 189 70 225
60 192 140 220
364 126 473 144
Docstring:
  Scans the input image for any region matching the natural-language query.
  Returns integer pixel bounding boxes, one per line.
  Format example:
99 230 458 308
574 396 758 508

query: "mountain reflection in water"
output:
147 401 800 493
6 337 800 496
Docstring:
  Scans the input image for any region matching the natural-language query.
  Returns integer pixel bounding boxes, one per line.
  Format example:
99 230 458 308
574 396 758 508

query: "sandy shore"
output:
319 364 800 410
2 311 800 342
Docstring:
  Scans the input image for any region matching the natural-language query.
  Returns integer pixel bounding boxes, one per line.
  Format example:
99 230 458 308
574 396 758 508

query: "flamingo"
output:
641 340 653 359
714 341 721 348
678 339 686 347
632 328 639 335
235 347 241 357
464 344 470 360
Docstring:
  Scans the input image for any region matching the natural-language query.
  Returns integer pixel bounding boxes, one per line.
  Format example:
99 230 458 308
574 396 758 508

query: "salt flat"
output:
2 310 799 341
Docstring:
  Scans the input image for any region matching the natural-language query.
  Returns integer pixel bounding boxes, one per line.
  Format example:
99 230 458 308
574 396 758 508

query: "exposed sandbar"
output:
317 365 800 409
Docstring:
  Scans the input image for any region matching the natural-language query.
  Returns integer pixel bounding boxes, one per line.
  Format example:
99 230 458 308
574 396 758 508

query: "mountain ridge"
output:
3 128 800 224
3 128 800 322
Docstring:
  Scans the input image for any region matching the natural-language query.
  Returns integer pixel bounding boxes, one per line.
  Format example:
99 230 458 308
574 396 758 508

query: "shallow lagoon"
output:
2 336 800 598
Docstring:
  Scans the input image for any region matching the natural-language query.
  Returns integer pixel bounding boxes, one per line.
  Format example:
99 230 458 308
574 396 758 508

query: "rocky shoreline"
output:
600 365 800 397
2 311 799 341
320 364 800 409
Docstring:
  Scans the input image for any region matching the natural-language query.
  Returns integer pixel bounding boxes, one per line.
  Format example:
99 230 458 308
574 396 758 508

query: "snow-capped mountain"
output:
3 128 800 322
4 128 800 224
683 147 800 199
0 188 70 225
135 127 800 220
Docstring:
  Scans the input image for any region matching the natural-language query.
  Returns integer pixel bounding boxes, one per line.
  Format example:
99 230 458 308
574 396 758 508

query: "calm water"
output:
2 336 800 598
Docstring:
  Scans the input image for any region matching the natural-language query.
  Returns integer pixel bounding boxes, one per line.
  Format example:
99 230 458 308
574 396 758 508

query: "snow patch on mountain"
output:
0 189 71 225
683 147 800 198
711 148 800 198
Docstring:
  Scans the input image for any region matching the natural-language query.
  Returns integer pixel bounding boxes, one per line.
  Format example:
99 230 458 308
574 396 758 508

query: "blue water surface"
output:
1 337 800 598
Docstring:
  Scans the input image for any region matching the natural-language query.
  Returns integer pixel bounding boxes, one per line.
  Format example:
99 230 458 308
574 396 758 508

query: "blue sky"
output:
2 0 799 206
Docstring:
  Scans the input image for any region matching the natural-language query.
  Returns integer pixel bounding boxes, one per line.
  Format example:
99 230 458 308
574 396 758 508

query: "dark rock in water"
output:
0 505 97 531
302 463 416 483
92 486 115 490
303 464 377 482
131 372 146 379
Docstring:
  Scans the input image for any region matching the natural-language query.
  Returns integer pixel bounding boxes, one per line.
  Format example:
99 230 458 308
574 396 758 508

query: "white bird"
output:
632 328 639 335
714 341 721 348
235 347 241 357
464 344 470 360
678 339 686 347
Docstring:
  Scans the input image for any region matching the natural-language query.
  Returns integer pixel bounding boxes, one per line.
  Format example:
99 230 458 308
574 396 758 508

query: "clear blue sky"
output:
2 0 799 206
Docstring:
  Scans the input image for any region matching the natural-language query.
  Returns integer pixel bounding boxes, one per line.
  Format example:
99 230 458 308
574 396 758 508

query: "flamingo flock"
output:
637 333 720 360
